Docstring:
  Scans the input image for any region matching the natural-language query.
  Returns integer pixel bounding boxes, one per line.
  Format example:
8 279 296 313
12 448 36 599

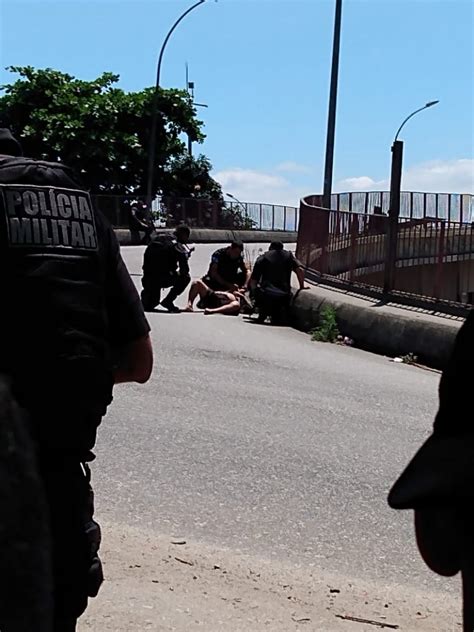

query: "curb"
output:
115 228 298 245
290 286 461 370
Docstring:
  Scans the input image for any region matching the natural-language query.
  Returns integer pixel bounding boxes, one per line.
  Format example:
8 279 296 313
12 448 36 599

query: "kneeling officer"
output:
141 225 192 313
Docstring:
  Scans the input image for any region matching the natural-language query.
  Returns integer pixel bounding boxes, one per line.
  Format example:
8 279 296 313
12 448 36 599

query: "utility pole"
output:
383 100 439 294
186 62 208 157
322 0 343 212
146 0 207 211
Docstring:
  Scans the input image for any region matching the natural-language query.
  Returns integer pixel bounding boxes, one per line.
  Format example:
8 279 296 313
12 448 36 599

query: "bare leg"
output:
204 300 241 316
184 280 208 312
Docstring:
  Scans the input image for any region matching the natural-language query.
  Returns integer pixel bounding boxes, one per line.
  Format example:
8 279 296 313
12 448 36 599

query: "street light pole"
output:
384 100 439 293
226 192 248 216
146 0 207 211
186 63 208 157
322 0 343 212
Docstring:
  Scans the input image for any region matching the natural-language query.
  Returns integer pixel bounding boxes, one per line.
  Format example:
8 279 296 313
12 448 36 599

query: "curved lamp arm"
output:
146 0 207 208
394 100 439 143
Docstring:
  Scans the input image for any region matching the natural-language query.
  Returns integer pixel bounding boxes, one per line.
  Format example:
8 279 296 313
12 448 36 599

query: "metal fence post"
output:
211 201 218 228
114 196 121 226
384 140 403 294
433 221 446 299
349 213 358 282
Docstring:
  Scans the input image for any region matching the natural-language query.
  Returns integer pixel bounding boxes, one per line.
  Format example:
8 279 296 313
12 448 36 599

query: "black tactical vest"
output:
0 157 113 455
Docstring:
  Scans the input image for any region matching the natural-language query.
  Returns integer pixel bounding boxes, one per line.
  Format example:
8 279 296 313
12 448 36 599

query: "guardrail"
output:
297 196 474 308
91 194 299 232
329 191 474 223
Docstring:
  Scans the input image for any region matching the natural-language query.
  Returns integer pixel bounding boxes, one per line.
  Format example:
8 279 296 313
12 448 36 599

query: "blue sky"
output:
1 0 473 204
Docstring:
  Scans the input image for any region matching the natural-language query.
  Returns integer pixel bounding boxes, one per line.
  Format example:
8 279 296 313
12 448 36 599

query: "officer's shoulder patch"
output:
0 184 98 251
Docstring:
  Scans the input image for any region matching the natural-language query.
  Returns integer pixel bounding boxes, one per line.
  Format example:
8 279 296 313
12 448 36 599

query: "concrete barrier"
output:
291 284 462 369
115 228 298 245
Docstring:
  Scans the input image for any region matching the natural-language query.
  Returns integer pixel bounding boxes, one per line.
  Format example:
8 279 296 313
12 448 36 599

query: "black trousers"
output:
254 288 291 324
40 460 103 632
141 273 191 310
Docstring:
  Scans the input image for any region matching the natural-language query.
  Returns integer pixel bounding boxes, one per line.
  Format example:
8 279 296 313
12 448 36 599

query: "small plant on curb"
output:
402 353 418 365
310 305 340 343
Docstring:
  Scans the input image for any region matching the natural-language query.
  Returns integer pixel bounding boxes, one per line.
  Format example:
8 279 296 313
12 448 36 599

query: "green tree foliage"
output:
161 154 223 199
0 66 222 198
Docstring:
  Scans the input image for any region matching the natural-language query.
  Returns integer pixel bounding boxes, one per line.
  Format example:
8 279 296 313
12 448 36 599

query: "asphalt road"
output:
93 243 459 597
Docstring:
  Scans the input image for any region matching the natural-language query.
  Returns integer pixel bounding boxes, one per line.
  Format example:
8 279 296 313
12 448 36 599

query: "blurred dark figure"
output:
0 128 153 632
128 200 154 244
249 241 306 325
141 225 192 313
389 311 474 631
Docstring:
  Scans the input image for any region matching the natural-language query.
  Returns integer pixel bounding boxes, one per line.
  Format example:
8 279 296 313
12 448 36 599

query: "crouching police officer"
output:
141 225 192 313
0 128 153 631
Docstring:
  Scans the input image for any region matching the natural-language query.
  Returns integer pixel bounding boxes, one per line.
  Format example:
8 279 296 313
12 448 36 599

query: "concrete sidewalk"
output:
291 283 463 369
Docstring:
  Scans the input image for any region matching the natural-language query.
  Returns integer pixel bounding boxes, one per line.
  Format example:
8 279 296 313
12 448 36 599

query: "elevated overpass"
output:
297 191 474 306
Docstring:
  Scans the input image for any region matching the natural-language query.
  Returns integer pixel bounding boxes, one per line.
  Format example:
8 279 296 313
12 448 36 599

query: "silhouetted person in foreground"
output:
0 128 153 631
389 311 474 631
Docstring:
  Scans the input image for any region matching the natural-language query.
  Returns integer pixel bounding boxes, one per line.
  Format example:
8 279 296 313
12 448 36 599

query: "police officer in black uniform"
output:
202 241 250 292
250 241 306 324
141 225 192 313
0 128 153 631
128 199 154 244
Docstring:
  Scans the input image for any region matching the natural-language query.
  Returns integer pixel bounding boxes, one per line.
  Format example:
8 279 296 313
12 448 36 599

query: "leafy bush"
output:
311 306 340 343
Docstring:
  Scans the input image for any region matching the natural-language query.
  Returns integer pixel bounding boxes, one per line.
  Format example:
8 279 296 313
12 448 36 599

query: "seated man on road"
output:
250 241 306 324
128 200 154 245
141 225 192 313
202 241 251 292
185 279 241 316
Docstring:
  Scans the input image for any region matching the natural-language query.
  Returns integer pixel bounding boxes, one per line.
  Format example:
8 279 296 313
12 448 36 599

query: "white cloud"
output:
335 176 383 191
213 158 473 207
275 161 313 174
336 159 474 194
213 167 303 206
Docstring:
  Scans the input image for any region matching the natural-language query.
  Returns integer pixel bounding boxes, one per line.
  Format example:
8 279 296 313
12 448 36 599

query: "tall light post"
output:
226 192 245 210
384 100 439 293
146 0 208 210
322 0 343 212
186 62 208 156
226 192 248 218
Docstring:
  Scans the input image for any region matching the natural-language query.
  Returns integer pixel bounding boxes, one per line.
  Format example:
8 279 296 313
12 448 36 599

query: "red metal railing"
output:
297 196 474 308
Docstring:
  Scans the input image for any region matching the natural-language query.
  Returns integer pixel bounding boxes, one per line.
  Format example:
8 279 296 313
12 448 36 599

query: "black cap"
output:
0 128 23 156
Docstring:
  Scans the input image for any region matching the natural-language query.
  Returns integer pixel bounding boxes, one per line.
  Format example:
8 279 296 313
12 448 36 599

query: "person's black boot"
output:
161 297 180 313
141 289 159 312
